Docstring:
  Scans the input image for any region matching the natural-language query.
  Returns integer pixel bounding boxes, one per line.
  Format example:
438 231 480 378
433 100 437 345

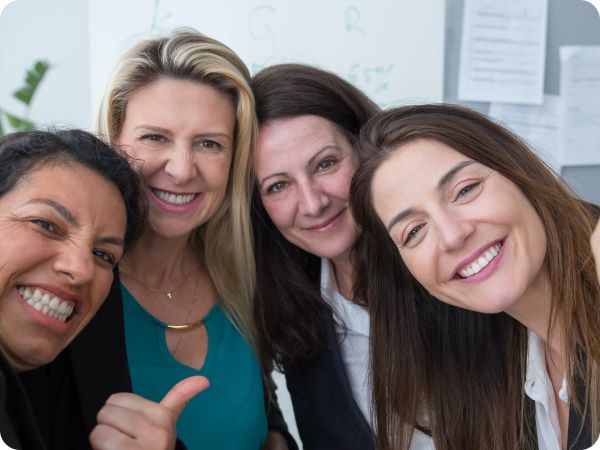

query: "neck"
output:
331 251 355 300
120 228 197 286
506 273 564 364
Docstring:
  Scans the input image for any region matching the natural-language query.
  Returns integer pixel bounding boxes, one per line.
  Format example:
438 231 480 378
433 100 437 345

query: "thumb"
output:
160 375 210 419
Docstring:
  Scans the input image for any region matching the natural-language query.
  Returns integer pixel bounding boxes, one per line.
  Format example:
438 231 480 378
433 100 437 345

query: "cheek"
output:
401 249 437 289
205 158 232 190
334 167 356 199
262 198 295 232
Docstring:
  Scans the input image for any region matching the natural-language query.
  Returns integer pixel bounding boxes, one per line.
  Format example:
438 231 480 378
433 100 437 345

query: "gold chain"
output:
119 265 194 301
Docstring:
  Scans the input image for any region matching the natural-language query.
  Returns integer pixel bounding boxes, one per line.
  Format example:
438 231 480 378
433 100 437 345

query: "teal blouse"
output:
121 284 267 450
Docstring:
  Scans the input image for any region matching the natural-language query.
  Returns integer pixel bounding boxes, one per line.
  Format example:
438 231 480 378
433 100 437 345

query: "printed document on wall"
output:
489 95 561 172
560 46 600 166
458 0 548 104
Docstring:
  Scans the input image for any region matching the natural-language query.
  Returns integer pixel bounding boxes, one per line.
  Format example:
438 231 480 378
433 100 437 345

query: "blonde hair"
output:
97 28 258 350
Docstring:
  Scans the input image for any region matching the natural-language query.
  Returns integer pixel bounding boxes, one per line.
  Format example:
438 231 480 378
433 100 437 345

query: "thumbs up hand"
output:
90 376 209 450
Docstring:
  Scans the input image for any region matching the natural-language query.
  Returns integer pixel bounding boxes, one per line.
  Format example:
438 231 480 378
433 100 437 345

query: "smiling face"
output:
116 78 235 239
255 115 360 262
0 162 126 371
371 138 548 314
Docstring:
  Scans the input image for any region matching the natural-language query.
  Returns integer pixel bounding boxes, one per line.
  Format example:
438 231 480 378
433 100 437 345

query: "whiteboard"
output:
0 0 445 131
88 0 445 119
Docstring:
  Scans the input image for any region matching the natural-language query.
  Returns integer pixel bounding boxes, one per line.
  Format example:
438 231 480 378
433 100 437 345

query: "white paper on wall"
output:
559 46 600 166
458 0 548 105
489 94 561 172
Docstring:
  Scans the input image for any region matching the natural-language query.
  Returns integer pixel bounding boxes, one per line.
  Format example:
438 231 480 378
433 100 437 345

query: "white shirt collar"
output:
320 258 369 336
525 330 569 450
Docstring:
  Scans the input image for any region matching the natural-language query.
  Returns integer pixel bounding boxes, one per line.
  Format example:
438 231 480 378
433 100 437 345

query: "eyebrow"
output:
134 125 232 142
437 160 476 190
27 198 78 226
385 160 476 232
99 236 125 247
25 198 125 248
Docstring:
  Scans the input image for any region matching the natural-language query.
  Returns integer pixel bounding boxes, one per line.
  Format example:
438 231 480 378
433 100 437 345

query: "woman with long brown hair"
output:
351 104 600 450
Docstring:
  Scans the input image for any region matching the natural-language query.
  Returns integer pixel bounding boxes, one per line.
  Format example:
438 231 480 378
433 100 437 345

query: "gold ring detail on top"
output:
165 318 205 330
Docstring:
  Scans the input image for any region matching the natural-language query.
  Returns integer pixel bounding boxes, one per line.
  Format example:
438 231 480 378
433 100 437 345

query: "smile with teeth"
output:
18 286 74 322
458 243 502 279
151 188 197 205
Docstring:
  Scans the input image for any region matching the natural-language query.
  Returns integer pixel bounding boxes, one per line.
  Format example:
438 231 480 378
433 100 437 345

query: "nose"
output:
297 180 329 216
52 244 95 285
437 210 474 252
164 144 198 186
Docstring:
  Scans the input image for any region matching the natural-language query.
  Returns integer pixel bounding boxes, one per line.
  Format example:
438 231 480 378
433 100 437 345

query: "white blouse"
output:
525 330 569 450
320 258 435 449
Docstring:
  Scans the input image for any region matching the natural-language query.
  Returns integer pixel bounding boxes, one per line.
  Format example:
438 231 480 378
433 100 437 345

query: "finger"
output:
95 403 173 448
97 403 152 439
90 423 136 450
160 375 210 419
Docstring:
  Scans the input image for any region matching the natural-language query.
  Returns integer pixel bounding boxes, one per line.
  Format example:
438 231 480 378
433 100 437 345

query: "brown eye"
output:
141 134 166 143
403 223 424 246
93 249 116 266
31 219 60 235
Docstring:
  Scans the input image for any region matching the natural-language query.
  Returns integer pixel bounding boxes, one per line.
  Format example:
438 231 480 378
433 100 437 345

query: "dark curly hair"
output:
0 129 146 250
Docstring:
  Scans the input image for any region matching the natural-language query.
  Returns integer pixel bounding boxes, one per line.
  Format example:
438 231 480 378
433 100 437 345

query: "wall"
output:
444 0 600 203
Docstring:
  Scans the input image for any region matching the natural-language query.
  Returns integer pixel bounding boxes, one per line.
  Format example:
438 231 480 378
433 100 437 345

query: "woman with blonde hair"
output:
21 29 294 450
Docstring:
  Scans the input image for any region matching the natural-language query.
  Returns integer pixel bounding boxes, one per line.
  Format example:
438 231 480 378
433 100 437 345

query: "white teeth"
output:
458 243 502 279
49 297 59 309
153 189 196 205
17 286 74 323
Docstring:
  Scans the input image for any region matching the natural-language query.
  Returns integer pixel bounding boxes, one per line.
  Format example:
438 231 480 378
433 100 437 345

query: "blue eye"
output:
198 140 223 150
267 181 288 194
318 159 336 171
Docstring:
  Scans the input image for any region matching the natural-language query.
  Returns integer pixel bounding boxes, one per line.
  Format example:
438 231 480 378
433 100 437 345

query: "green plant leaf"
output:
13 60 50 106
4 112 35 130
0 113 5 138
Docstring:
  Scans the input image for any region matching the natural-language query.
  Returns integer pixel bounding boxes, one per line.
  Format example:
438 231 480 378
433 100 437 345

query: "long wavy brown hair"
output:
350 104 600 450
250 63 379 369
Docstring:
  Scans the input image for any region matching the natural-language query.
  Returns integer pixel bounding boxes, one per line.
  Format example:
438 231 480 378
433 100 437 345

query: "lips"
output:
454 239 505 280
305 209 345 232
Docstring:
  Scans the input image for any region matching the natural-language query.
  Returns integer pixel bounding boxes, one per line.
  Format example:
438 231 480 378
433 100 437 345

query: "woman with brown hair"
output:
350 104 600 450
251 64 433 449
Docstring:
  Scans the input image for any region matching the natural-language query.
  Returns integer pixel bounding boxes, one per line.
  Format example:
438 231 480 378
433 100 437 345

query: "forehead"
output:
2 162 126 231
255 115 349 172
124 78 235 124
371 139 469 211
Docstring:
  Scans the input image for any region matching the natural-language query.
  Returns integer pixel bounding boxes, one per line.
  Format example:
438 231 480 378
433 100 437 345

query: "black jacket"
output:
284 311 375 450
20 271 295 450
0 350 46 450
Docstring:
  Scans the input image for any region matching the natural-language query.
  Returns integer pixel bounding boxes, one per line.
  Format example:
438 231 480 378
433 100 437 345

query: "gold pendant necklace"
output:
119 266 192 301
